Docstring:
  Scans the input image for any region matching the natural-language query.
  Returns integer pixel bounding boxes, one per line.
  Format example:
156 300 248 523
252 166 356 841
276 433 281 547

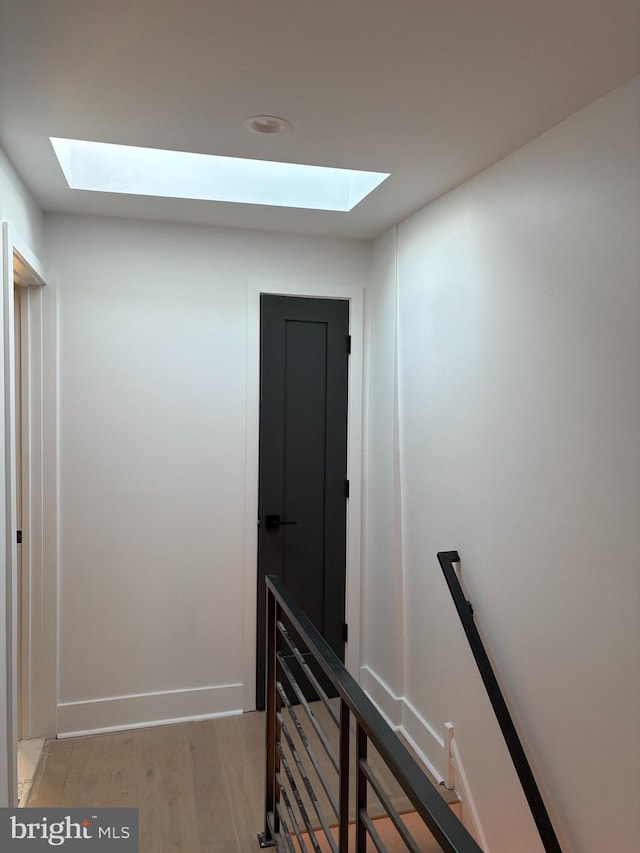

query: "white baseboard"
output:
360 666 489 846
448 730 490 852
360 666 403 729
359 666 445 783
57 682 243 738
399 699 446 785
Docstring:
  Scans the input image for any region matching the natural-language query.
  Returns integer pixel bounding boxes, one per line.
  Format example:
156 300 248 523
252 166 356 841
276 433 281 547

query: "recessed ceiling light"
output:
49 137 390 212
243 115 291 134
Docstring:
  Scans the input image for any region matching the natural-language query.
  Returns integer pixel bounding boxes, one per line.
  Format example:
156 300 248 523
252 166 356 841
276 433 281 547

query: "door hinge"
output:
344 479 350 498
16 530 22 544
347 334 351 355
343 623 349 643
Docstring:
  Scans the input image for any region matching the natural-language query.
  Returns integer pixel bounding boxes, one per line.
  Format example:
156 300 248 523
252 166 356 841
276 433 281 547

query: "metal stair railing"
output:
437 551 562 853
259 574 483 853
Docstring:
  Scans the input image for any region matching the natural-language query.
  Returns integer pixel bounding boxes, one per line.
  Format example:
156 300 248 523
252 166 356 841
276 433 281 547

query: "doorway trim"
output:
243 278 363 711
2 221 50 807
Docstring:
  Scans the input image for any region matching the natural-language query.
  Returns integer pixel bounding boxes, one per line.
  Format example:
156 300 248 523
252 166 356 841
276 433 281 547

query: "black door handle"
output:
265 514 298 531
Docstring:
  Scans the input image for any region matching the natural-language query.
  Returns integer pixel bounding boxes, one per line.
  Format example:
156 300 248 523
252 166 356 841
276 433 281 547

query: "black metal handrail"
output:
437 551 562 853
260 574 483 853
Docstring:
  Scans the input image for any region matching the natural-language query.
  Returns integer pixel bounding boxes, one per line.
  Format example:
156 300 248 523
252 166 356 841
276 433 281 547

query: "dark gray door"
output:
256 295 349 709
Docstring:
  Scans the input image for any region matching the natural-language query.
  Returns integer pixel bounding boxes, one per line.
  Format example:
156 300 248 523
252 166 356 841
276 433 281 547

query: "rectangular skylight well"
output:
49 138 390 212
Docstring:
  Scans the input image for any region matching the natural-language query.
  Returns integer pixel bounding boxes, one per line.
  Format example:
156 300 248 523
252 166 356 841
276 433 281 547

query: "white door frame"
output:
2 221 49 806
242 278 364 711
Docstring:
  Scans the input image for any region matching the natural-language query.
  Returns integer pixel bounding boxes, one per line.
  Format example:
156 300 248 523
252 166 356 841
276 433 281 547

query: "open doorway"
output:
2 223 49 807
12 272 45 805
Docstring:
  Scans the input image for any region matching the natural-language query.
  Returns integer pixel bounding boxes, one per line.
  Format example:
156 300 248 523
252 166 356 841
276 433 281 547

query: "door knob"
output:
265 514 298 531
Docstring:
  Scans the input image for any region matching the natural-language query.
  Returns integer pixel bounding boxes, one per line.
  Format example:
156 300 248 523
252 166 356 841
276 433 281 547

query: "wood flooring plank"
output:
62 773 100 807
98 730 137 777
156 725 201 853
200 842 240 853
93 730 140 810
41 737 73 757
132 727 166 853
67 735 104 777
214 714 264 843
27 748 72 807
187 719 240 850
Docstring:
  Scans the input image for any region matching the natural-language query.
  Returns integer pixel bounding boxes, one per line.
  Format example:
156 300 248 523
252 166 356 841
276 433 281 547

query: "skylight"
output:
49 138 390 212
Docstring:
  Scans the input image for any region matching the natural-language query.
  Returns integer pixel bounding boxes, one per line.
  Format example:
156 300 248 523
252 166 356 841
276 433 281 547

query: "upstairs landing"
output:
28 710 458 852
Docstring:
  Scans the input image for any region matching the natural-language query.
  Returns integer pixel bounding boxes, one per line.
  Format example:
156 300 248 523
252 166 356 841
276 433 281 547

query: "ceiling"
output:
0 0 638 240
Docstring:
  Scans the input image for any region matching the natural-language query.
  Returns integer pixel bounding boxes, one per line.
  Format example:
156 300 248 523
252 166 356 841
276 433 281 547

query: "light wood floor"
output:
28 714 264 853
28 709 456 852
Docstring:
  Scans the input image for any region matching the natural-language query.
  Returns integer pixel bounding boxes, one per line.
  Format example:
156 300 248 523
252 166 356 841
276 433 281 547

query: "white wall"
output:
365 76 640 852
361 226 407 720
0 148 44 805
43 213 369 735
0 149 43 254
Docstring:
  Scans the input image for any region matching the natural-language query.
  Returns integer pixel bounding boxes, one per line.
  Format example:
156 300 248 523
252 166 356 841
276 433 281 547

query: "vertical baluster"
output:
356 722 367 853
261 586 278 846
339 701 350 851
274 633 283 839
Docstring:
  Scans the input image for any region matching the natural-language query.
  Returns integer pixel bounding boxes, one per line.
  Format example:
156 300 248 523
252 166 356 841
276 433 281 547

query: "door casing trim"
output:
244 278 363 711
